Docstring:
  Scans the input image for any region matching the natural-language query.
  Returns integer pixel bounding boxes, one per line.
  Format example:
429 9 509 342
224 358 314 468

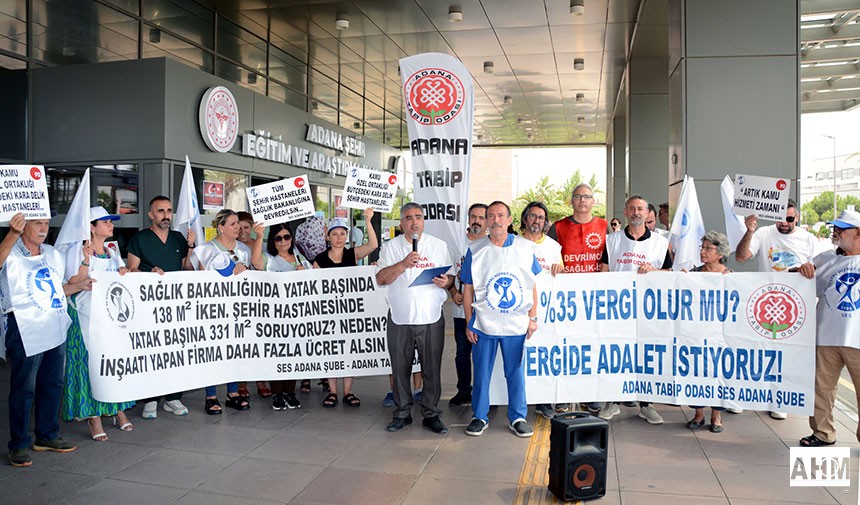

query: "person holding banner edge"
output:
797 210 860 447
2 213 94 467
735 199 816 420
251 221 308 410
237 210 272 400
127 196 196 419
376 202 454 434
599 195 671 425
192 209 252 414
62 207 136 442
313 208 378 408
463 201 542 438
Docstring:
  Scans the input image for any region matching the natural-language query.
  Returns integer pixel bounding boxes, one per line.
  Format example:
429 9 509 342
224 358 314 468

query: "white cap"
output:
828 209 860 229
327 218 349 232
90 206 120 221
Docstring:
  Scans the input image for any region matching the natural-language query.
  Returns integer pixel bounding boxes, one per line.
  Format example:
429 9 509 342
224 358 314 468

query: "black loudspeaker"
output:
548 412 608 501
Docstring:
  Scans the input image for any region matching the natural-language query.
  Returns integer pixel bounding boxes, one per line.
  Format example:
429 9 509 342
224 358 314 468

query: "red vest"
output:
554 217 607 273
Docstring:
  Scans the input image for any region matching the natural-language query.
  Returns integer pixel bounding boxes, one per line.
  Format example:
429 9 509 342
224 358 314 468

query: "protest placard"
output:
490 271 816 415
87 267 396 402
342 167 398 213
246 175 314 226
0 165 51 222
732 173 790 221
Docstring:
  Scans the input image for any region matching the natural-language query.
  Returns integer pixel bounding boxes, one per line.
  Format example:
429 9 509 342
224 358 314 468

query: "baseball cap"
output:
828 209 860 229
90 206 120 221
327 218 349 232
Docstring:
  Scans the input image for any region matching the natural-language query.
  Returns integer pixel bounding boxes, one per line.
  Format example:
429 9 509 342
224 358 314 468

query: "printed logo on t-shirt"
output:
767 248 801 272
823 269 860 314
484 272 524 314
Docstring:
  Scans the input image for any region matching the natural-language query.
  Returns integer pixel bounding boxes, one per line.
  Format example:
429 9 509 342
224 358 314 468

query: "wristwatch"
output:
529 315 537 322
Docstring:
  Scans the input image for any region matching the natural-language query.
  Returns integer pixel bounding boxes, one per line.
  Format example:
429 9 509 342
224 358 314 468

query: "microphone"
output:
412 233 419 253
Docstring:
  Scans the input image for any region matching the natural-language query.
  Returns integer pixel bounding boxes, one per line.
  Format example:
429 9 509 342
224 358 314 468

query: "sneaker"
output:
510 419 534 438
382 391 395 407
8 449 31 467
142 401 158 419
163 399 188 416
638 405 664 425
554 403 570 413
284 393 301 409
583 402 603 414
272 393 287 411
386 416 413 432
726 407 744 414
536 404 554 420
413 390 424 402
465 418 488 436
449 391 472 407
598 403 620 420
32 437 76 453
770 411 788 420
422 416 449 434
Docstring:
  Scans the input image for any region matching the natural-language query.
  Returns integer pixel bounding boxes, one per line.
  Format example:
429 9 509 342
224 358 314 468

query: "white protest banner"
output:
342 167 398 213
400 52 474 263
733 173 791 221
87 267 394 402
490 271 816 415
246 174 314 226
0 165 51 222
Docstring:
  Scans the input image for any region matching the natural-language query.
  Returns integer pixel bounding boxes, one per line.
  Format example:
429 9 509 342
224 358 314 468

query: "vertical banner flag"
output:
55 168 91 279
670 175 706 271
400 53 474 261
720 175 746 252
174 156 205 249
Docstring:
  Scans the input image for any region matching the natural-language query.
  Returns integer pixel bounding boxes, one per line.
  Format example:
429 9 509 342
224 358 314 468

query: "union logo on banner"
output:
404 68 465 125
746 283 806 340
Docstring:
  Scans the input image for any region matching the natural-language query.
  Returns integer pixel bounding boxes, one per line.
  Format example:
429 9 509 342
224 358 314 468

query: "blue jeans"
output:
6 313 66 451
472 334 527 424
205 383 238 397
453 317 472 395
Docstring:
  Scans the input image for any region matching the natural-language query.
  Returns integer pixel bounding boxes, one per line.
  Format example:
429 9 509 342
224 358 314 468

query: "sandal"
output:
799 434 835 447
323 393 338 408
225 395 250 411
300 379 311 394
343 393 361 408
257 382 272 398
205 398 222 415
686 419 705 430
237 384 251 398
112 413 134 431
318 379 330 392
709 424 724 433
88 418 108 442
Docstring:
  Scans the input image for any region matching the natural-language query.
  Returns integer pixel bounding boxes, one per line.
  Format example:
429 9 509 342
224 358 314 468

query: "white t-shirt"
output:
526 234 563 274
377 233 453 325
748 226 816 272
814 251 860 348
605 230 669 272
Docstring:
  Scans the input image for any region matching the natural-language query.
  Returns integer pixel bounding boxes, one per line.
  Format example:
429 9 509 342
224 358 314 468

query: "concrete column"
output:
610 116 627 219
669 0 799 234
627 57 669 210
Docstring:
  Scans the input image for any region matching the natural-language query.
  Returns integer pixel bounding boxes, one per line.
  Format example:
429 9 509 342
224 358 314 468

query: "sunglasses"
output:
273 234 292 242
784 216 796 223
227 250 239 263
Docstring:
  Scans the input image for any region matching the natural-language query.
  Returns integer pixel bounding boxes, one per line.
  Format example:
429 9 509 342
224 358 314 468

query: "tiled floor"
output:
1 311 858 505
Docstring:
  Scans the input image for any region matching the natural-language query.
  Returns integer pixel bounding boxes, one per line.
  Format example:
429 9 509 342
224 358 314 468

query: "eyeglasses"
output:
700 244 718 252
525 213 546 221
273 234 292 242
572 194 594 201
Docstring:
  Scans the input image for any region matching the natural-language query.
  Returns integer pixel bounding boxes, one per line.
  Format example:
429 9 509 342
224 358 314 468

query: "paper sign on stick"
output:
732 174 790 221
342 167 398 213
0 165 51 222
246 175 314 226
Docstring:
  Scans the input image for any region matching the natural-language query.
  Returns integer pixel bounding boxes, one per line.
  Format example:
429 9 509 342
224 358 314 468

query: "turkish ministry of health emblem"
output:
746 283 806 340
404 68 464 125
199 86 239 153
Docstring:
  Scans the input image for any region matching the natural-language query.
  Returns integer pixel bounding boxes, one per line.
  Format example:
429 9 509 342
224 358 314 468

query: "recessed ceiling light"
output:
577 116 585 123
570 0 584 16
574 58 584 70
148 28 161 43
575 92 585 102
335 14 349 30
353 121 361 129
503 95 513 105
449 6 463 22
483 61 494 73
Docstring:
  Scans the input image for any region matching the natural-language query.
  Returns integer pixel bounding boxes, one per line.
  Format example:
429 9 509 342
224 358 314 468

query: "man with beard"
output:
599 195 671 425
376 202 453 434
447 203 487 407
797 210 860 446
463 201 542 438
126 195 196 419
735 198 816 420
